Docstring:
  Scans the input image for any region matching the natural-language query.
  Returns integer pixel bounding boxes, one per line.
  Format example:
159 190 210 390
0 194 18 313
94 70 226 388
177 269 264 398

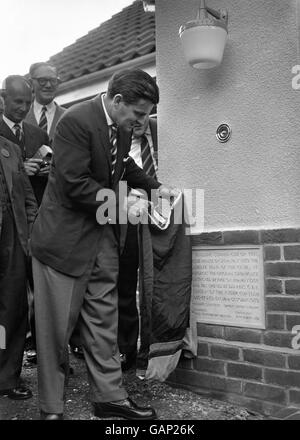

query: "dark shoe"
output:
40 411 63 420
71 345 84 360
0 386 32 400
94 398 157 420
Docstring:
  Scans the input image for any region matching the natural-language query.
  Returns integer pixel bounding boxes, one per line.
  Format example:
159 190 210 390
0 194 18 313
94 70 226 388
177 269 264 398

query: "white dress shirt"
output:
2 115 23 135
33 100 56 134
129 125 158 173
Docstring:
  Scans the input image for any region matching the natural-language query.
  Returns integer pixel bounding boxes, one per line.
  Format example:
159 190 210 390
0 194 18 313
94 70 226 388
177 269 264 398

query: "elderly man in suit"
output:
0 75 50 205
26 62 65 145
0 135 38 400
118 115 158 372
31 68 179 420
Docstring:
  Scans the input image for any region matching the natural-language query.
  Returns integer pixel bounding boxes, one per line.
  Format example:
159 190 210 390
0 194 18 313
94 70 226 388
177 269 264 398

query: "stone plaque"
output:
192 246 265 329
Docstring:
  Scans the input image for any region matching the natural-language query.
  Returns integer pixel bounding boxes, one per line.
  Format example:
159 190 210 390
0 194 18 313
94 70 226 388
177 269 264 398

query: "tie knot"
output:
42 106 47 112
14 123 21 130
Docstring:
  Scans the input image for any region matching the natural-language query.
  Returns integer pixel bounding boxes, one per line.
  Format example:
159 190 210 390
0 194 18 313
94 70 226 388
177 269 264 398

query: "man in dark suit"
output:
31 69 179 420
0 75 50 205
118 115 158 371
26 62 65 145
0 135 38 400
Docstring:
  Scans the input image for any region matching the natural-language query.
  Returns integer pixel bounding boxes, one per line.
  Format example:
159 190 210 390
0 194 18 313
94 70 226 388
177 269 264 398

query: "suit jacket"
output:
31 94 161 277
0 136 38 254
0 119 50 205
149 117 158 165
25 101 65 144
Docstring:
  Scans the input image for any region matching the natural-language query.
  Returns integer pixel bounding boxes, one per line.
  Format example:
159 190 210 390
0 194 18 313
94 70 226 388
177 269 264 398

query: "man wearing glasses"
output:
26 62 65 145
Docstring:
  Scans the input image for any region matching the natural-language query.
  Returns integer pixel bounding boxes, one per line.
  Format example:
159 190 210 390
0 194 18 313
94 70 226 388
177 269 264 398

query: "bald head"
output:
1 75 32 123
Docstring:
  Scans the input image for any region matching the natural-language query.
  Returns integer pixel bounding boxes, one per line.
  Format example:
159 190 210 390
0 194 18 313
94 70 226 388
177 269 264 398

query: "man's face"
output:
31 65 59 105
112 96 153 133
4 83 32 123
133 115 149 138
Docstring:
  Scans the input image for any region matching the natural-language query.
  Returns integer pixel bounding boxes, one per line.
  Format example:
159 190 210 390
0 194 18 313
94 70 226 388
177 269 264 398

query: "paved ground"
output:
0 354 265 421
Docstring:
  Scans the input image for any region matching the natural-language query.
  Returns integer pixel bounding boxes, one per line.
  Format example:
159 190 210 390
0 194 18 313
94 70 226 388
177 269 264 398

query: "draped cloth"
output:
136 194 196 381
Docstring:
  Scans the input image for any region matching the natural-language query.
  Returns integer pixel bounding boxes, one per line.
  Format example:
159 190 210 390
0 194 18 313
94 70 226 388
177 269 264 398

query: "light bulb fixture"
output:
179 0 228 69
142 0 155 13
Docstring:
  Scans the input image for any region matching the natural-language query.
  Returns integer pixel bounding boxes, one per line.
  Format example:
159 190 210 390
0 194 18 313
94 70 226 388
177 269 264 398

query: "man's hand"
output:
125 195 149 224
24 158 43 176
157 185 181 199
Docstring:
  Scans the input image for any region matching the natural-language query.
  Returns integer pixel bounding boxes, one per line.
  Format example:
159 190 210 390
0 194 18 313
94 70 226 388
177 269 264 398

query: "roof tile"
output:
48 0 155 83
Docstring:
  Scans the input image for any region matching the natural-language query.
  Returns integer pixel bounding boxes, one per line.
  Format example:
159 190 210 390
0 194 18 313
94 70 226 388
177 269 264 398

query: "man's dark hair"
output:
29 62 58 78
107 69 159 105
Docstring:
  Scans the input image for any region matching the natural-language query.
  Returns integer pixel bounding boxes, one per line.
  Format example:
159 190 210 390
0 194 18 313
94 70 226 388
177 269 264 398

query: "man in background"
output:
26 62 65 145
0 75 50 366
0 75 50 205
118 115 158 371
0 135 37 400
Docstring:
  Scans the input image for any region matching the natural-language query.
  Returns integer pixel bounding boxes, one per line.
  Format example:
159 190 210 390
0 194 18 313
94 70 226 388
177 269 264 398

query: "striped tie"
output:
110 124 118 175
14 123 26 159
39 106 48 132
141 134 156 179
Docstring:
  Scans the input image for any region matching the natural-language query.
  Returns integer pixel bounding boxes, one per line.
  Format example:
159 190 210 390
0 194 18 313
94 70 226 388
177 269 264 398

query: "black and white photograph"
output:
0 0 299 427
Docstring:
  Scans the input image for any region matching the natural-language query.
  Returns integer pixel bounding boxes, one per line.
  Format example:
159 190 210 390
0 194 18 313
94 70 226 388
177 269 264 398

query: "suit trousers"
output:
32 224 127 414
0 208 28 390
117 223 139 357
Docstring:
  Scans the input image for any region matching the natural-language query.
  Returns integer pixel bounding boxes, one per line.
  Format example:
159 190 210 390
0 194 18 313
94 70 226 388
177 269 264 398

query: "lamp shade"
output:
179 1 228 69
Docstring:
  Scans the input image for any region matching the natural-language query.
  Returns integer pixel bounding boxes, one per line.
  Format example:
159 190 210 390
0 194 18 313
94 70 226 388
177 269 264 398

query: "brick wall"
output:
168 228 300 417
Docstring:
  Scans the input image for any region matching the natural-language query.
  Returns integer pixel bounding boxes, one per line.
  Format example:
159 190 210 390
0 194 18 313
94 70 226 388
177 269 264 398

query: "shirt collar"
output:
34 99 56 113
2 115 23 130
101 93 114 127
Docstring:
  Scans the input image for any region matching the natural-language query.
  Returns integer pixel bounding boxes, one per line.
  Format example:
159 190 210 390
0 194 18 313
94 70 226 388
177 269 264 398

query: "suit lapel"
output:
49 104 64 141
0 138 16 193
91 96 113 176
0 120 18 145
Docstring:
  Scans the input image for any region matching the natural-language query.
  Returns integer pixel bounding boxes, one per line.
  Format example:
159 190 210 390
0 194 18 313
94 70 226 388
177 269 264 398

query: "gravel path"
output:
0 355 265 420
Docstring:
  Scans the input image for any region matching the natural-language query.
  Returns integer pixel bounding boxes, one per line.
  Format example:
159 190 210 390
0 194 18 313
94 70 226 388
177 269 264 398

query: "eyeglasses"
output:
32 77 61 87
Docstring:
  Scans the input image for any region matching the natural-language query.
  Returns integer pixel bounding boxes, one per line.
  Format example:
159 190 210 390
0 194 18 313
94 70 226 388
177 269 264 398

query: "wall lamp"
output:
179 0 228 69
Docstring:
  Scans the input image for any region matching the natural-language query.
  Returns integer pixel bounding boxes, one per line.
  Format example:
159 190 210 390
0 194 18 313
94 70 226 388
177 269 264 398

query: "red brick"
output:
261 229 300 244
263 331 293 349
227 362 262 380
210 344 240 361
264 246 281 261
223 230 259 245
266 313 285 330
285 280 300 295
289 389 300 405
286 314 300 330
266 279 283 294
243 349 285 368
267 296 300 312
265 263 300 277
284 246 300 261
178 357 193 370
244 382 286 404
288 355 300 370
194 358 225 375
197 342 209 357
265 369 300 387
224 327 262 344
174 369 242 394
197 323 224 339
192 232 223 246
